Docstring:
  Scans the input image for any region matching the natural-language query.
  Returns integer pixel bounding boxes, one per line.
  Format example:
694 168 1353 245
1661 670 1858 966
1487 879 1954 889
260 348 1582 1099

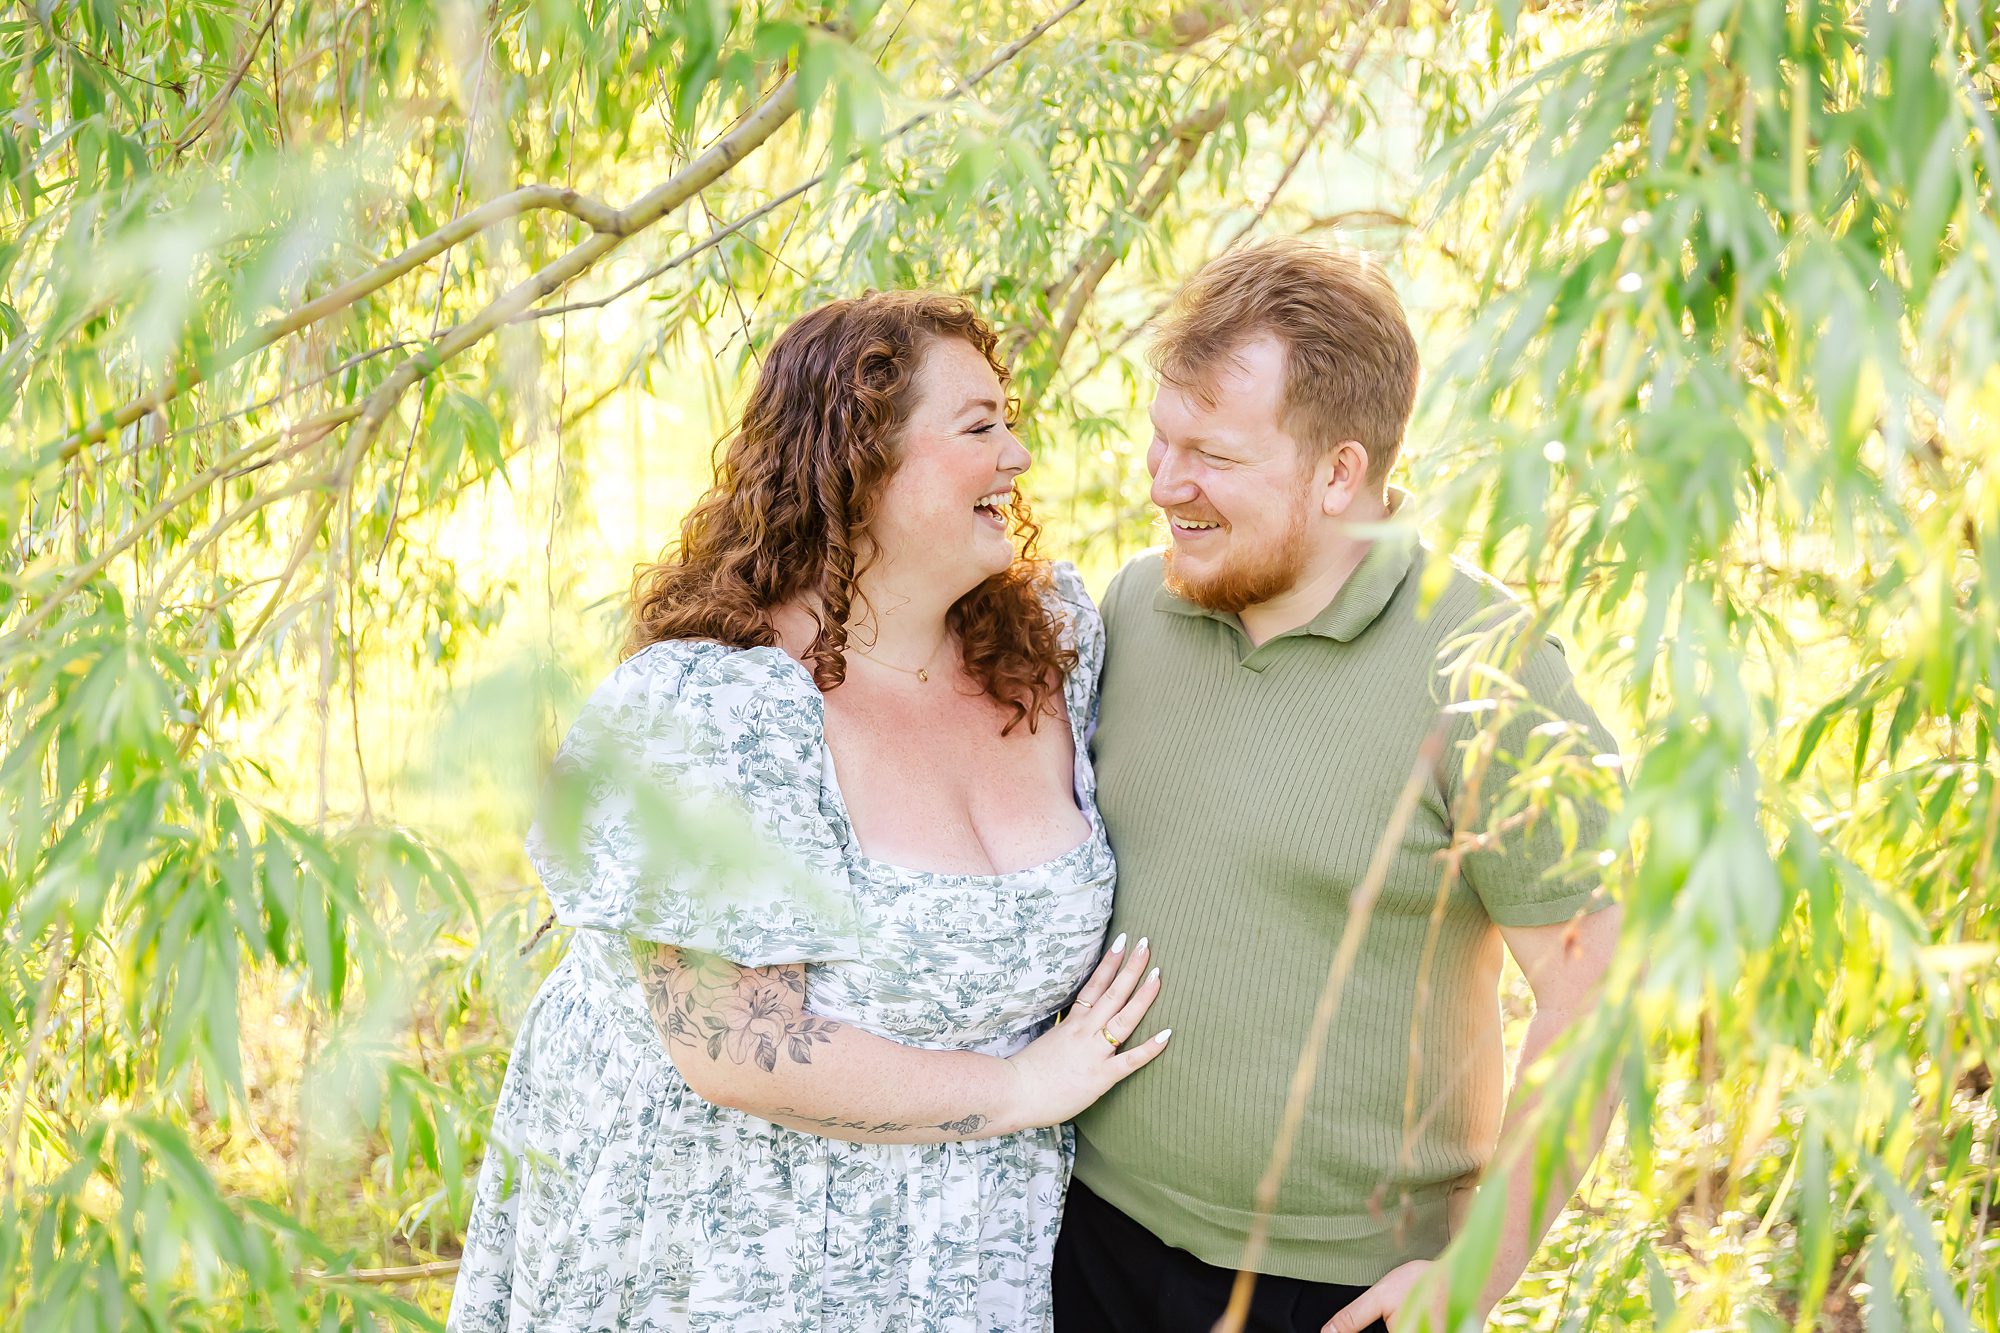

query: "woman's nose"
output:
1001 432 1032 474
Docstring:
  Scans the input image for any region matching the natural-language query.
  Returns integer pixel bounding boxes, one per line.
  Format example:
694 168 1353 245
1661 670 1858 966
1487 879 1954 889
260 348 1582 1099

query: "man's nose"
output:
1149 450 1196 509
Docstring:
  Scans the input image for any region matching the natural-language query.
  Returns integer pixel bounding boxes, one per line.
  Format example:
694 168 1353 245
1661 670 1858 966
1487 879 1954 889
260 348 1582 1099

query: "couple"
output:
449 240 1621 1333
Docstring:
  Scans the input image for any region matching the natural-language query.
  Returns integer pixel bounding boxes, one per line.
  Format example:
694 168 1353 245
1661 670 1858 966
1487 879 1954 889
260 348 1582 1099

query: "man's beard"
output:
1161 503 1309 615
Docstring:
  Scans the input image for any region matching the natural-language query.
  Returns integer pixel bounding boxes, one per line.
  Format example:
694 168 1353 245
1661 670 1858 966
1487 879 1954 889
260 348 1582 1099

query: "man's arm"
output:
1327 903 1623 1331
1471 904 1624 1312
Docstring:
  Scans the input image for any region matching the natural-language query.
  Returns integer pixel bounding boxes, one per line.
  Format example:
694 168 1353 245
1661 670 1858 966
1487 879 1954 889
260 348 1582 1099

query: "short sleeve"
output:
1442 633 1621 928
526 641 861 965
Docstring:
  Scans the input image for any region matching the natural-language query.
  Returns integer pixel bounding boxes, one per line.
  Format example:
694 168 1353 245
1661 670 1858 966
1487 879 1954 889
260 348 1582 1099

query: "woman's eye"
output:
969 422 998 435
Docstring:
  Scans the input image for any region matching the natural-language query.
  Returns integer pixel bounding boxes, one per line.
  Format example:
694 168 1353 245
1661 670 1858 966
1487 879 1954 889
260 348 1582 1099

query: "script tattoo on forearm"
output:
772 1108 993 1137
635 944 841 1073
773 1108 915 1134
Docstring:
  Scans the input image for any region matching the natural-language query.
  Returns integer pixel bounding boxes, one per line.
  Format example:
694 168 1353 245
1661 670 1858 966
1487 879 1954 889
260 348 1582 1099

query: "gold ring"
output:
1102 1029 1122 1049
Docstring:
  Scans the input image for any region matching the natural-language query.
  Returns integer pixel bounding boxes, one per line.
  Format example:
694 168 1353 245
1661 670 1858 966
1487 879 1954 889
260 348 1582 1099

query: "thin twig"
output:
308 1258 461 1285
0 419 345 654
380 14 495 568
179 486 336 753
137 435 335 623
159 340 420 447
1216 85 1346 251
173 0 285 155
2 922 74 1200
1022 7 1373 421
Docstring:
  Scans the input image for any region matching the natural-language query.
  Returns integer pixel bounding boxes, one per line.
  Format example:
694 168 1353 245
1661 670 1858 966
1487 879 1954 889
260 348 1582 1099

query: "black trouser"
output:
1052 1179 1389 1333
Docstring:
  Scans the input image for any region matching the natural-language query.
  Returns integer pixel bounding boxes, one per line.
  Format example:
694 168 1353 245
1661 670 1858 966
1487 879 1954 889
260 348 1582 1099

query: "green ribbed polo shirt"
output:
1073 519 1618 1286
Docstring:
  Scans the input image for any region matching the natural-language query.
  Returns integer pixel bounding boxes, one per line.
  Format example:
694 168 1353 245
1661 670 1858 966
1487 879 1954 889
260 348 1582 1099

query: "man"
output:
1053 239 1622 1333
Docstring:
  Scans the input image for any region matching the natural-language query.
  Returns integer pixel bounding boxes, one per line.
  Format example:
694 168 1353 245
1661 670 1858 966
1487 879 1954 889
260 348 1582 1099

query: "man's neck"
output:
1237 495 1395 647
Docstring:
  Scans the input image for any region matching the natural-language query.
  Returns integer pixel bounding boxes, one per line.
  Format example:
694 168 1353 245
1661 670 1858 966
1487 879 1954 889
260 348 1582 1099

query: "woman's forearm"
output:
632 941 1032 1144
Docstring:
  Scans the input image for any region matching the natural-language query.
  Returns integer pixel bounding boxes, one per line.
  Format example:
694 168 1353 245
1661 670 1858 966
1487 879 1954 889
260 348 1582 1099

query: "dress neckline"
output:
746 645 1100 883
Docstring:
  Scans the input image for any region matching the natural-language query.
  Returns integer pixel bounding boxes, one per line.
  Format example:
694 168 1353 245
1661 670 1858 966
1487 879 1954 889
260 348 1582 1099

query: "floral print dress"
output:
448 565 1114 1333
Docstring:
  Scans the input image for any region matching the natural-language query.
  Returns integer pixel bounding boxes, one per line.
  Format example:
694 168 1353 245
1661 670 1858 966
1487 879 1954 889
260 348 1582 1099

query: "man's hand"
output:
1323 1259 1440 1332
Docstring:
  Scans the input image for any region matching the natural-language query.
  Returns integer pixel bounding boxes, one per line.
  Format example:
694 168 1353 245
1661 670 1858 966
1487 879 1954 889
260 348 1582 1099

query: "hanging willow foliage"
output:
1 1 1994 1329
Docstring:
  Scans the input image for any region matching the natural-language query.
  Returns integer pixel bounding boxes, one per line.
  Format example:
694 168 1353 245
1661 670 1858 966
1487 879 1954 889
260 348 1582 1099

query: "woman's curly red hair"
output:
625 291 1074 735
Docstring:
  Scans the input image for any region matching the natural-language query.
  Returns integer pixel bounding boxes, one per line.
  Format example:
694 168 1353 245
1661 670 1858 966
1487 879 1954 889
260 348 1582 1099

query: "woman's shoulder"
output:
579 638 822 765
601 636 813 697
1038 561 1100 644
1035 561 1104 696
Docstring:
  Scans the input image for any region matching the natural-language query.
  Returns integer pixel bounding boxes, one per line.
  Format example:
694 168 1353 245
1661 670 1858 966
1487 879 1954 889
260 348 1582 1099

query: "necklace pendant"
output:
917 669 929 683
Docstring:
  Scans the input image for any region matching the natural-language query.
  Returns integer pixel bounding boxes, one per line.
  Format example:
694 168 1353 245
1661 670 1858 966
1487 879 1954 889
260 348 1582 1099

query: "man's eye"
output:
1199 452 1229 466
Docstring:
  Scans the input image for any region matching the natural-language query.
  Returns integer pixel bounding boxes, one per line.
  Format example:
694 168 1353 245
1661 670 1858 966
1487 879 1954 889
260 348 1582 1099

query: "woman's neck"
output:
844 569 958 668
769 570 964 671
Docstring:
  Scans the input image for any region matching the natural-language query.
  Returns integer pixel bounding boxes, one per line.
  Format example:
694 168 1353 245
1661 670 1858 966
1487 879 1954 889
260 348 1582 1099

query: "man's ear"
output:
1318 439 1372 516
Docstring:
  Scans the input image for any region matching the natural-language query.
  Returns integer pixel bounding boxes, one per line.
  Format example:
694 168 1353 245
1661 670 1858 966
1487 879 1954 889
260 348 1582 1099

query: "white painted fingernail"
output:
1110 932 1127 953
1136 937 1149 952
1154 1029 1172 1044
1146 967 1159 983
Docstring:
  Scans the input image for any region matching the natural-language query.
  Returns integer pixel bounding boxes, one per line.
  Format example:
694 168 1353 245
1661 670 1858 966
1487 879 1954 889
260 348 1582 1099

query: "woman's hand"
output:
1003 933 1170 1129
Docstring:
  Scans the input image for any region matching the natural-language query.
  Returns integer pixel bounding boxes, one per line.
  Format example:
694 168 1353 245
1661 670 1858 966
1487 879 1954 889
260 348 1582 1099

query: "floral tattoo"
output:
636 944 841 1072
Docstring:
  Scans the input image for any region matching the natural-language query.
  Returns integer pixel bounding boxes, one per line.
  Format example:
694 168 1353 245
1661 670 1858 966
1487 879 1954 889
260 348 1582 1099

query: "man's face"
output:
1147 334 1316 614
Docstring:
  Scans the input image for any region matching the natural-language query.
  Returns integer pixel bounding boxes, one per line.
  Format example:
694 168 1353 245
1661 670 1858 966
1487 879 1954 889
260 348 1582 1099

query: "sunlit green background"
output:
3 2 1996 1329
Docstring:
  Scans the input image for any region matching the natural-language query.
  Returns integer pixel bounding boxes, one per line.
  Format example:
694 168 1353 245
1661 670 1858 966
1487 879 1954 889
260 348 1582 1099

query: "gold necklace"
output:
849 633 950 683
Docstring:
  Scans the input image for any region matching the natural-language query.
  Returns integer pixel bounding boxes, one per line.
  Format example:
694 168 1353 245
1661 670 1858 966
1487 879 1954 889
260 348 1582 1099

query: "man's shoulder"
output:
1410 549 1531 629
1102 548 1169 625
1408 550 1576 673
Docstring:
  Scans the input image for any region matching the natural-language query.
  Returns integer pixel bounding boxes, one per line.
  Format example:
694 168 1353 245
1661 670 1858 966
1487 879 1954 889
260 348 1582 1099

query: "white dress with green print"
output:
447 565 1113 1333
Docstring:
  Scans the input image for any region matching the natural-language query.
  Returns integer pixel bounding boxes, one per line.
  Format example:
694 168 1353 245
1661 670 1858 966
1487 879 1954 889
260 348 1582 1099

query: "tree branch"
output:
328 72 806 490
0 410 354 655
47 186 632 463
520 0 1091 324
45 1 1090 462
1021 4 1390 417
173 0 286 156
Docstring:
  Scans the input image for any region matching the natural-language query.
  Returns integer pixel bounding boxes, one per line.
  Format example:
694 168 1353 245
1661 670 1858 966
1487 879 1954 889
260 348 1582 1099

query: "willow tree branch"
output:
521 0 1090 325
1047 130 1212 356
173 0 285 156
329 72 805 489
1039 102 1218 321
47 186 629 462
48 1 1089 460
1021 4 1389 418
165 73 809 751
0 412 352 655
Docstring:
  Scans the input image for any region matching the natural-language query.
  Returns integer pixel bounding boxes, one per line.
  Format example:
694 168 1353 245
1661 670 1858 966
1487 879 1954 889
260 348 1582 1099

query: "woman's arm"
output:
633 936 1168 1144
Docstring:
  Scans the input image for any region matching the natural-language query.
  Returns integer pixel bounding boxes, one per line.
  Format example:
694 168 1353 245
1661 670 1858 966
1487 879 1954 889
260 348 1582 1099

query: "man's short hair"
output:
1149 238 1420 483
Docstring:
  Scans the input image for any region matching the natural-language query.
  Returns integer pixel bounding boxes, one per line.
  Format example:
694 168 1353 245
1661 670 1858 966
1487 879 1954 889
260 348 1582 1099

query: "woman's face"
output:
867 336 1031 597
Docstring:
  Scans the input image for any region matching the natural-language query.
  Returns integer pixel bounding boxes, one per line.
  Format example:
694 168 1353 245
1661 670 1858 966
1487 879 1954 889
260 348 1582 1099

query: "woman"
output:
449 291 1167 1332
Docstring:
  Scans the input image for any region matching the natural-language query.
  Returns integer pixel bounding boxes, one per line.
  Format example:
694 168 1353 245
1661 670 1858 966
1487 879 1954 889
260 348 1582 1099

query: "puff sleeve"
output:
526 640 861 965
